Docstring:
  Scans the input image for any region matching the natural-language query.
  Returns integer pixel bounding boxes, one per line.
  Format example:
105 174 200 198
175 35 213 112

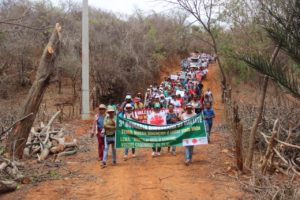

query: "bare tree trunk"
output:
245 46 280 168
211 35 226 88
7 23 62 159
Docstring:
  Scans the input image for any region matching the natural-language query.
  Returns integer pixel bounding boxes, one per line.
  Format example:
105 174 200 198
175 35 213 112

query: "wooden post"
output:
233 103 243 172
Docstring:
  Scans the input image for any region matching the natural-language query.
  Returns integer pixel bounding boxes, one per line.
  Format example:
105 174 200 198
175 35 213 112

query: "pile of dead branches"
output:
23 111 77 163
260 119 300 177
235 102 300 176
0 157 24 193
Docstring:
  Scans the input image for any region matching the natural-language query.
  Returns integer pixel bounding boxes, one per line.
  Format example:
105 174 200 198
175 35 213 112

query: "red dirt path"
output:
3 64 249 200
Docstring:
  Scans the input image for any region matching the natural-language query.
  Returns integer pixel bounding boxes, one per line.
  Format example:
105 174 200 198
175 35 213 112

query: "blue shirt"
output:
97 115 105 129
203 108 215 123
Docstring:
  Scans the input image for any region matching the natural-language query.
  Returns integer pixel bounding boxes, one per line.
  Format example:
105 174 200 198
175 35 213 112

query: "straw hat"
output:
107 106 115 113
99 104 107 109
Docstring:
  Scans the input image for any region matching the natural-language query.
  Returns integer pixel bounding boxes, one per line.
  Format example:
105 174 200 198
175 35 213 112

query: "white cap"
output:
125 103 133 109
125 95 132 100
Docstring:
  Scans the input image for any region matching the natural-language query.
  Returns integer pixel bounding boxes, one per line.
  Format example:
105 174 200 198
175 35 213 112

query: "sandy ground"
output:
2 64 249 200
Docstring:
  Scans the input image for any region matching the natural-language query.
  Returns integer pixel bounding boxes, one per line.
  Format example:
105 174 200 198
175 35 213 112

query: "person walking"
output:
123 104 137 160
102 106 117 168
166 104 179 155
181 104 197 166
134 97 144 109
92 104 107 161
147 103 166 157
203 102 215 143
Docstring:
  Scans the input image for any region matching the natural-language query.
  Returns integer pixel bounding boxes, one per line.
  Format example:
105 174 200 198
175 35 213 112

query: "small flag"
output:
182 137 208 146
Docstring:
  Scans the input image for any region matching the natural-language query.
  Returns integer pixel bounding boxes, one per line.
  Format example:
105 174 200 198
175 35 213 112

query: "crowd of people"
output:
92 52 216 168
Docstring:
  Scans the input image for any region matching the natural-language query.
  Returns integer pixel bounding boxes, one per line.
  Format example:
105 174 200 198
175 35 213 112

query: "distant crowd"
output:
92 52 216 168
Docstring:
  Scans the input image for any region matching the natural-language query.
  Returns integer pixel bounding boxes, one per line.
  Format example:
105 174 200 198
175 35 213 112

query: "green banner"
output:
116 114 208 148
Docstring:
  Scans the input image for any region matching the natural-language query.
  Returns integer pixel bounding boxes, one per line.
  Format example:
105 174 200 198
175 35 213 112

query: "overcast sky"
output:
51 0 173 15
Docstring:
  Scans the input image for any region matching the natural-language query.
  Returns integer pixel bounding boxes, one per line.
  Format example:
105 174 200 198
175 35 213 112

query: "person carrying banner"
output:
181 103 197 166
102 106 117 168
92 104 107 161
203 102 215 143
123 104 137 160
147 103 166 157
166 104 179 155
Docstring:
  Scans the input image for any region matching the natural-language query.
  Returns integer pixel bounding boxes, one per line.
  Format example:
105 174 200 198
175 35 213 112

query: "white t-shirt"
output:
124 112 135 120
181 112 196 120
170 99 181 107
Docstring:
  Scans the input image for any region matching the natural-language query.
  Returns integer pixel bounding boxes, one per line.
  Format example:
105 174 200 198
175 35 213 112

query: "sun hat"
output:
99 104 107 109
107 106 115 113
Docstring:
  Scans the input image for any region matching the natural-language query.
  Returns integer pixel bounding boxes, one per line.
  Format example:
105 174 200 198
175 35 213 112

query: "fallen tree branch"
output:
0 180 17 194
0 113 33 137
260 132 300 150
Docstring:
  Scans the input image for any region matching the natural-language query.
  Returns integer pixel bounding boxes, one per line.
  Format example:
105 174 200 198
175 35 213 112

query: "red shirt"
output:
176 97 184 105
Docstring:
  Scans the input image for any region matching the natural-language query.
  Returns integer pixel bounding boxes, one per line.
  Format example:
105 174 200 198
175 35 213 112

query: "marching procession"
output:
92 52 216 168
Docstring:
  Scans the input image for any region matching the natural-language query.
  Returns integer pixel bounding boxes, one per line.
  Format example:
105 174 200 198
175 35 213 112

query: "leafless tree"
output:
159 0 227 88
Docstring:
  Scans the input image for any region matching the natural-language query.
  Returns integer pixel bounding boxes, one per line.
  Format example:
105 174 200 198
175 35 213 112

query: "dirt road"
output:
3 64 246 200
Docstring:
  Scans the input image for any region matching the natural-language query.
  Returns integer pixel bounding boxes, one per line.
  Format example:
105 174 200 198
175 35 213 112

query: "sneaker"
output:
101 162 107 168
112 161 116 165
152 152 156 157
157 152 161 156
123 155 128 161
185 160 190 166
132 154 136 158
172 151 176 156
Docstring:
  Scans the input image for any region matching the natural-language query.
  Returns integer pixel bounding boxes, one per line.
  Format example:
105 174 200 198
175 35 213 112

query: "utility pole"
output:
82 0 90 120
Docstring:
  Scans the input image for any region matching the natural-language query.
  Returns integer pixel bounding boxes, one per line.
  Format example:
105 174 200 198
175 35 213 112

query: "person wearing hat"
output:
123 103 137 160
181 103 197 166
92 104 107 161
121 95 134 111
102 106 117 168
134 97 144 110
147 103 166 157
136 92 143 101
160 94 167 108
151 95 161 108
